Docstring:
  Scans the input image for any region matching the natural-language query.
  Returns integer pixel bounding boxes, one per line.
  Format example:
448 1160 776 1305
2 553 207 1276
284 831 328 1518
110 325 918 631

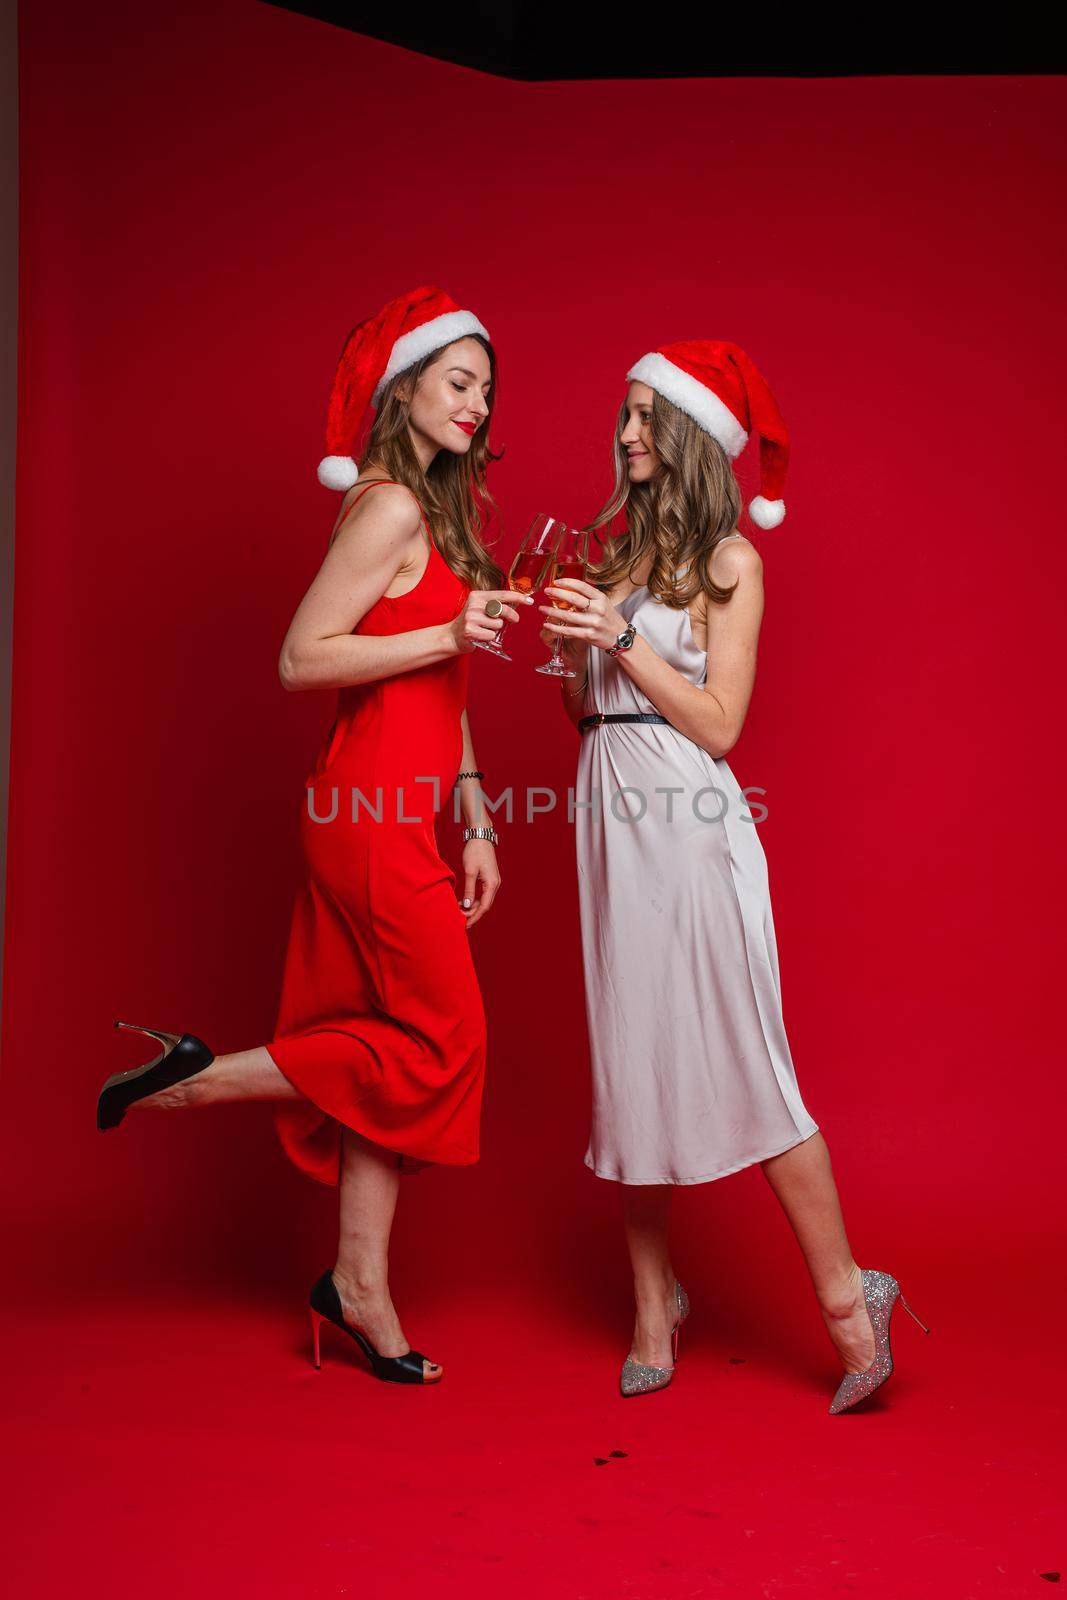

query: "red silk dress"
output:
265 481 487 1185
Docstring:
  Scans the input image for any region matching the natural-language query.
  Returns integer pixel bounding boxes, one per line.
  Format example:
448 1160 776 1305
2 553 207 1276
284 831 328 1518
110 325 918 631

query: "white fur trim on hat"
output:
748 495 786 529
317 455 360 491
626 353 749 458
372 310 491 405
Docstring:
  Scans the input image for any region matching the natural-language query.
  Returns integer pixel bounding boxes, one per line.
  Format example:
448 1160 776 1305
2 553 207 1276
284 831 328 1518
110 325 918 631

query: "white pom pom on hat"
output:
625 341 790 529
316 455 360 491
316 285 490 490
748 495 786 529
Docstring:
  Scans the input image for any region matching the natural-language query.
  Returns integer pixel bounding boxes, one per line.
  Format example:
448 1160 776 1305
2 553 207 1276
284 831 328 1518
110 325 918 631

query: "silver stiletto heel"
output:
620 1280 690 1397
828 1267 930 1414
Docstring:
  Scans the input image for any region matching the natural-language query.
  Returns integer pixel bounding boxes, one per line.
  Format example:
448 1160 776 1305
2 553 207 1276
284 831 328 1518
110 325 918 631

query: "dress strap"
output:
333 479 437 553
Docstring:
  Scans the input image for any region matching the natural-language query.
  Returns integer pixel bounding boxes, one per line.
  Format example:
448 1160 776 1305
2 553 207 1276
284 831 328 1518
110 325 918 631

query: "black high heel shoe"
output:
96 1021 215 1131
308 1271 442 1385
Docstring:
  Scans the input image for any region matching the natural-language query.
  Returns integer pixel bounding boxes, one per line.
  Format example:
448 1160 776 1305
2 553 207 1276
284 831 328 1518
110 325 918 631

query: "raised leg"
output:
130 1046 304 1111
760 1131 876 1373
621 1184 680 1368
330 1127 441 1383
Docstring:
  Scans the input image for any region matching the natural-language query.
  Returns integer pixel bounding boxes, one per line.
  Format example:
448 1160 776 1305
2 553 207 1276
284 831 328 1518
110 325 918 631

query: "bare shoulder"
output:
329 482 423 554
709 532 763 585
688 537 763 631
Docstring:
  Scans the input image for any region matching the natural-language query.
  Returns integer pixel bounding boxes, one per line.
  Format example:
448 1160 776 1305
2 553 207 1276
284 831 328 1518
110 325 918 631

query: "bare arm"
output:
278 487 454 690
278 486 532 692
540 541 763 760
456 708 500 930
456 709 494 830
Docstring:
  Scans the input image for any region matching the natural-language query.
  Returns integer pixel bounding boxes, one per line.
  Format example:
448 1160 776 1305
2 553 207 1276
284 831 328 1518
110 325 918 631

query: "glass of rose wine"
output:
536 525 591 677
474 513 566 661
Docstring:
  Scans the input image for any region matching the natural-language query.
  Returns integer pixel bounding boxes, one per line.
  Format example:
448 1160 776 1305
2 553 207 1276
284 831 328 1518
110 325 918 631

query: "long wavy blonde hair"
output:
584 389 745 608
355 335 506 591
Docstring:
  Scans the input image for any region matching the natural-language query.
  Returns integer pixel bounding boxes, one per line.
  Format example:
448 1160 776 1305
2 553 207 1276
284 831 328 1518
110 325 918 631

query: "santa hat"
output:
317 284 491 490
626 340 790 529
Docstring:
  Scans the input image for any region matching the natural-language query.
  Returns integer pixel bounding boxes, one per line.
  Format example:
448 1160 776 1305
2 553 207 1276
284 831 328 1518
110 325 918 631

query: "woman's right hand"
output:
450 590 535 653
539 624 590 666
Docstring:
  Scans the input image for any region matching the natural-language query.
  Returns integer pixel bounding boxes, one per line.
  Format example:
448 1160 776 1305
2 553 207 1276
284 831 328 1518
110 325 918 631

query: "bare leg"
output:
133 1052 440 1379
331 1128 441 1382
622 1185 680 1367
760 1131 876 1373
131 1047 303 1111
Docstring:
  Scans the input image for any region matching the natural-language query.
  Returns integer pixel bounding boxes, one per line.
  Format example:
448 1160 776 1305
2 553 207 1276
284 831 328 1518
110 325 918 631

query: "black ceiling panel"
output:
263 2 1064 79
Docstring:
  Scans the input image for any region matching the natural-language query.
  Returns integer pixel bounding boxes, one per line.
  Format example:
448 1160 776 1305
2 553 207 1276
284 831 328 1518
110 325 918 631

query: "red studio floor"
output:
2 1255 1062 1599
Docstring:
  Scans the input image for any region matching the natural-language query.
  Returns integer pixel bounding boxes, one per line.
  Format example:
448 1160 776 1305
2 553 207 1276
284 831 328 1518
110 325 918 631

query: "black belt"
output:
578 712 673 734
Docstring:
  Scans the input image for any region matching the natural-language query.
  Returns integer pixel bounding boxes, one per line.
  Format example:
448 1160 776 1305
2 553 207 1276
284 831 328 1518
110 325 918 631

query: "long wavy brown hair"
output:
584 389 745 608
354 335 505 591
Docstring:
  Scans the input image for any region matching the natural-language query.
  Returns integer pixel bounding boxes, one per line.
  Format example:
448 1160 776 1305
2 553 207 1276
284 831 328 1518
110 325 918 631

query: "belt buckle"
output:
593 712 605 726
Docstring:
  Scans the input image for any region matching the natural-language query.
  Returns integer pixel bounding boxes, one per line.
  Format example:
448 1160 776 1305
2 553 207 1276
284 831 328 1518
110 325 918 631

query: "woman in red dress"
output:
96 286 534 1385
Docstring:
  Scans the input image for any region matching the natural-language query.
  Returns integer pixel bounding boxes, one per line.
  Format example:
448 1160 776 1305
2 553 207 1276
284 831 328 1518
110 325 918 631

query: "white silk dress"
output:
574 538 820 1185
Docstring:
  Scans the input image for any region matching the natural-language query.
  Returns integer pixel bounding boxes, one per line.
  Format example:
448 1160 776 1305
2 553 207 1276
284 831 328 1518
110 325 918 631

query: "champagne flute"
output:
536 525 591 677
474 513 565 661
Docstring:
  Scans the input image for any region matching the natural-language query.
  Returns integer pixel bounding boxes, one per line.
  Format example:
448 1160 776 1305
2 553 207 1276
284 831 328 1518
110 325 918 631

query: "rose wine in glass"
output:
536 526 591 677
474 513 566 661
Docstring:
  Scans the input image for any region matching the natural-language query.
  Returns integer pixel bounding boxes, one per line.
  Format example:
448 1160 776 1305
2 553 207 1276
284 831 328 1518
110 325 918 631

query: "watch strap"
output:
463 824 499 845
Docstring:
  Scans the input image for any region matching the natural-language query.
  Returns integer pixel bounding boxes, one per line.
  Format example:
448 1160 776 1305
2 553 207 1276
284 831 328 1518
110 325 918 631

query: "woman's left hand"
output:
459 839 500 929
539 580 627 651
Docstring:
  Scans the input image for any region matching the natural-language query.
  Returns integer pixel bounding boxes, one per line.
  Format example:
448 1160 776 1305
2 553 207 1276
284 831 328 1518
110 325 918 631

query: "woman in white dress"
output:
540 339 929 1407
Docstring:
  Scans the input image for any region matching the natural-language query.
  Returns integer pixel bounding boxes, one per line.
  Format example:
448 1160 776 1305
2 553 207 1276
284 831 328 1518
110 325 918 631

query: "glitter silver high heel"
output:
620 1280 691 1397
828 1267 930 1414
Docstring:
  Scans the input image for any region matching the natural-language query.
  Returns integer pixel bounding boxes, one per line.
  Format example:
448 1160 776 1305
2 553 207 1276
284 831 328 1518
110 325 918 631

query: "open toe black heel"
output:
308 1271 442 1386
96 1021 215 1131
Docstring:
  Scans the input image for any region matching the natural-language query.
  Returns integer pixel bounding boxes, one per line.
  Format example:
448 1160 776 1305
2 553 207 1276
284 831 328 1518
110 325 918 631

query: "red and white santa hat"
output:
626 339 790 528
317 284 491 490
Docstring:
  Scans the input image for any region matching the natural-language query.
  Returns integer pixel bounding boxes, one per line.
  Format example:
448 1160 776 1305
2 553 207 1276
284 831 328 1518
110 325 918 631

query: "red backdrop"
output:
6 0 1065 1291
4 9 1067 1591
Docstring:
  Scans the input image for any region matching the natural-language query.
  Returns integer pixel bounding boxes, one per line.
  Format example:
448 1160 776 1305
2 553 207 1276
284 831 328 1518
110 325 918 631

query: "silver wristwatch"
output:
606 621 637 658
463 825 499 846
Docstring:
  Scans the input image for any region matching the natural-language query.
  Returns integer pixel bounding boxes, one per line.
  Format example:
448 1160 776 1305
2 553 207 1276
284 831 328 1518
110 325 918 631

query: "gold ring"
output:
484 598 503 618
